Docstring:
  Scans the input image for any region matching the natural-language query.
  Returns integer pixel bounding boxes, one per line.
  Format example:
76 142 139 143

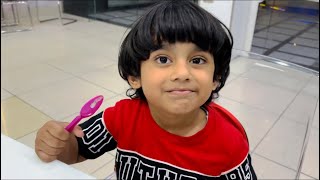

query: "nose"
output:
170 60 191 81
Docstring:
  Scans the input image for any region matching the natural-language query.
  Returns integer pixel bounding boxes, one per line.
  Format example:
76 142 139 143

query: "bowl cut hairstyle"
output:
118 0 233 105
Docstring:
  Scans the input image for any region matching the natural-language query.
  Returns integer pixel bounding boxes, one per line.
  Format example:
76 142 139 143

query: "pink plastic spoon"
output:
65 95 104 132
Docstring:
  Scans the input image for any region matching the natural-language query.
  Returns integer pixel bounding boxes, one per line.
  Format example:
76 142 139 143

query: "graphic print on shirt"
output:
115 148 255 180
81 117 115 154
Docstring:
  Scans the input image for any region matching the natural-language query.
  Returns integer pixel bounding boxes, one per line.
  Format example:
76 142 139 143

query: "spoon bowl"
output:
65 95 104 132
80 95 104 117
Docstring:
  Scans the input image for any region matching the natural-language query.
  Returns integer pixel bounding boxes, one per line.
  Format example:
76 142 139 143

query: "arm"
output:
74 111 118 160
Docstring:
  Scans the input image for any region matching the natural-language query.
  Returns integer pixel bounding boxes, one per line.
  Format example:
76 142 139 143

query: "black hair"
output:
118 0 233 105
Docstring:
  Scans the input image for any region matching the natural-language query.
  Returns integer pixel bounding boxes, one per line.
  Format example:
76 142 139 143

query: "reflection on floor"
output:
252 5 319 72
1 15 319 179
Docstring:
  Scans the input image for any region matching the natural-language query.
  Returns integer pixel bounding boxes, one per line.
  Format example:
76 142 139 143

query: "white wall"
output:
198 0 234 28
230 0 260 52
199 0 260 52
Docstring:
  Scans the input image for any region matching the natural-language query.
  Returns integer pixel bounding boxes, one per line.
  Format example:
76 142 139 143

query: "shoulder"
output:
207 102 250 171
115 98 145 107
105 98 147 112
207 102 248 142
102 98 148 138
103 98 149 121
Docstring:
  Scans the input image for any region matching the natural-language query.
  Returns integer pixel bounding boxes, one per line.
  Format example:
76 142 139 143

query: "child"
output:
35 1 257 179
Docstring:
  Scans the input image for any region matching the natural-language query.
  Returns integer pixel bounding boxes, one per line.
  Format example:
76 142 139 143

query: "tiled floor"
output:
1 13 319 180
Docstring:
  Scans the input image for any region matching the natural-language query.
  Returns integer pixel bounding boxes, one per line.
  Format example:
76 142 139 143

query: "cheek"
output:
197 70 216 90
197 69 214 82
141 73 162 89
140 66 159 91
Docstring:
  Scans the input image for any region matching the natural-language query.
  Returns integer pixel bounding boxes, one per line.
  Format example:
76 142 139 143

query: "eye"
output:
155 56 172 64
190 57 206 64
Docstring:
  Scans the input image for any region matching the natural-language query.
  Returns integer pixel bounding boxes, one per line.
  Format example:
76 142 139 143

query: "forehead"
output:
159 42 203 52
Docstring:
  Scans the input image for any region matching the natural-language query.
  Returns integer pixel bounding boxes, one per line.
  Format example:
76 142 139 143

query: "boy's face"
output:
129 42 218 115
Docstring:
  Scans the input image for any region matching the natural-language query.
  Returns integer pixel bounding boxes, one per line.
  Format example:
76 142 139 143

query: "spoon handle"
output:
65 115 82 132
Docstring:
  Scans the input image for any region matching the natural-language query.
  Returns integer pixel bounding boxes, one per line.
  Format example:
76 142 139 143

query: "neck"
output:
149 107 207 137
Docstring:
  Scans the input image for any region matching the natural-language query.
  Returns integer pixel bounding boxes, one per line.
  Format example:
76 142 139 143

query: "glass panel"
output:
64 0 197 27
89 0 156 27
252 0 319 72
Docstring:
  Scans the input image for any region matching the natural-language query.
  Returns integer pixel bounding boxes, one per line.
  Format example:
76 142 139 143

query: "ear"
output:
212 81 220 91
128 76 142 89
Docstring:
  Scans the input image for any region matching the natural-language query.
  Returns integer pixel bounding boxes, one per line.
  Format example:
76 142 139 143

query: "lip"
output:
166 88 195 95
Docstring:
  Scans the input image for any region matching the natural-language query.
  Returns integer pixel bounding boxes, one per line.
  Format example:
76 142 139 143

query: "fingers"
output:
36 135 65 154
35 149 58 163
46 121 70 141
49 121 84 138
72 125 84 138
35 134 64 162
35 121 70 162
42 129 68 148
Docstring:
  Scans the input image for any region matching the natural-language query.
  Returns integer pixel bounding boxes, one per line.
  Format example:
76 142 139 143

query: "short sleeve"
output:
76 111 117 159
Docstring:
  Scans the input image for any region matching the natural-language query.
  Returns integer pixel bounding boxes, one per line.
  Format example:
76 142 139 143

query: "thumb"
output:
72 125 84 138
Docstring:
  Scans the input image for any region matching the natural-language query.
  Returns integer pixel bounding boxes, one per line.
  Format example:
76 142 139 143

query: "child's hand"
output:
35 121 84 162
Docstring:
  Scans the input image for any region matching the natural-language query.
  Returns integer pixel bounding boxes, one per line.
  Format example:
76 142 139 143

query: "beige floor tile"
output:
46 52 116 76
71 153 114 174
252 153 297 179
65 19 127 34
302 76 319 99
225 73 238 84
18 77 117 120
312 101 319 129
91 161 116 180
1 88 13 100
108 149 117 156
230 57 259 75
282 92 318 125
254 117 307 170
299 173 316 180
2 63 73 95
240 62 311 92
1 97 51 139
17 130 38 149
301 128 319 179
79 64 130 94
1 29 73 69
220 77 297 114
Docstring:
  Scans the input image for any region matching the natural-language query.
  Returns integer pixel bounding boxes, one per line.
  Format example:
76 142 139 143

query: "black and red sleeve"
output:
76 111 117 159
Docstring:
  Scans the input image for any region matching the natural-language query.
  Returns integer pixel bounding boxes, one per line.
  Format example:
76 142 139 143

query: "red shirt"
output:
102 98 249 177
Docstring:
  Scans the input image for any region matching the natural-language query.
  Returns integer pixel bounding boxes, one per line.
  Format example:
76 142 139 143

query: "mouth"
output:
166 89 195 96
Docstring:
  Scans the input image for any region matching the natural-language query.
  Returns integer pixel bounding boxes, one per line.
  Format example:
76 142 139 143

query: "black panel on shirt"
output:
76 111 117 159
115 149 257 180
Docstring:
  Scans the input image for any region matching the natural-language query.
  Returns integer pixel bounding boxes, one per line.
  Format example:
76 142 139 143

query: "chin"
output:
166 104 199 114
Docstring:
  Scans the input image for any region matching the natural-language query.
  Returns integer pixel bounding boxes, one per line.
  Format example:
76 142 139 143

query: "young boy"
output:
35 1 257 179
